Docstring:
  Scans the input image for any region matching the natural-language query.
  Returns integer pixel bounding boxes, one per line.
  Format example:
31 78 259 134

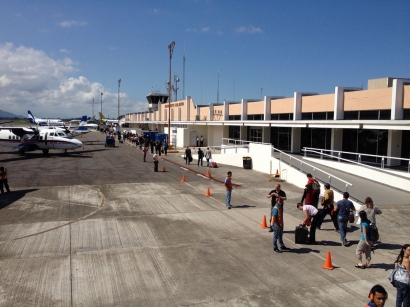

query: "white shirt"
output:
303 204 318 217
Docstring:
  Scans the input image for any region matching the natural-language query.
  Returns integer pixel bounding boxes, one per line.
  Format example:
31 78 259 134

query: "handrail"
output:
271 145 353 191
222 138 271 146
303 147 410 173
303 148 410 177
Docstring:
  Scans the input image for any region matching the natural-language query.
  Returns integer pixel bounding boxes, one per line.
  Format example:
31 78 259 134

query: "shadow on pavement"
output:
0 188 39 210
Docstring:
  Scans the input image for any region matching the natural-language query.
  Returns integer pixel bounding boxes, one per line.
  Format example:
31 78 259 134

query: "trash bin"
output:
243 156 252 169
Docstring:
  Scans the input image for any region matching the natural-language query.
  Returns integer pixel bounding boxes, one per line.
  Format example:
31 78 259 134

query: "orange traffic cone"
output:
205 188 211 197
275 169 280 177
181 175 186 182
206 169 211 178
322 251 334 270
162 166 166 172
260 215 269 229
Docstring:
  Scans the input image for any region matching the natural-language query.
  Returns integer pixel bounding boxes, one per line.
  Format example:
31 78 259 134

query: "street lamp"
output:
100 92 103 116
118 79 121 126
167 41 175 145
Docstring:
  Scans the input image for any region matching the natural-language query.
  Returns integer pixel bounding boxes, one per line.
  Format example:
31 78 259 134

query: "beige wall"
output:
301 94 334 112
344 88 392 110
229 104 241 115
404 85 410 108
199 107 209 120
213 105 224 121
270 98 293 114
247 101 264 114
188 98 196 121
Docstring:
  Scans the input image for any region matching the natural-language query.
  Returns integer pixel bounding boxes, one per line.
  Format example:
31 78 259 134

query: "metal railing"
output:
271 146 353 192
222 138 271 146
303 147 410 174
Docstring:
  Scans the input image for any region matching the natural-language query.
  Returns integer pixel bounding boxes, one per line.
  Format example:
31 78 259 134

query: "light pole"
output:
118 79 121 126
92 98 94 120
167 41 175 145
100 92 103 116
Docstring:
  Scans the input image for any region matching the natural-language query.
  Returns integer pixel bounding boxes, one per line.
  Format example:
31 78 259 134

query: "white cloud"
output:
201 27 210 32
59 48 70 53
236 25 262 34
59 20 88 28
0 43 140 118
186 27 211 33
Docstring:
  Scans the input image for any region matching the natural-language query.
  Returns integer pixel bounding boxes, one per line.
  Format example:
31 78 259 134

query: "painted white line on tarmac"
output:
197 174 209 179
180 167 189 171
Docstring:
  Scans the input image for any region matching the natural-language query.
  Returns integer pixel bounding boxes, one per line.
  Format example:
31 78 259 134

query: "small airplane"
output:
28 110 66 126
0 126 83 156
99 112 120 125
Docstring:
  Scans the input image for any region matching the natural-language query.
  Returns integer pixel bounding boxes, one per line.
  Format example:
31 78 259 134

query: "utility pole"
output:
167 41 175 146
118 79 121 126
100 93 103 115
217 71 220 104
92 98 94 120
182 55 185 100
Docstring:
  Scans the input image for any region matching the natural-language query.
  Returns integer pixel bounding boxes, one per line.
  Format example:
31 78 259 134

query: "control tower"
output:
146 91 169 112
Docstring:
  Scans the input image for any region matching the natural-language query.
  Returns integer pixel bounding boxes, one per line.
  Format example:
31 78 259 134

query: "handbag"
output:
388 268 397 287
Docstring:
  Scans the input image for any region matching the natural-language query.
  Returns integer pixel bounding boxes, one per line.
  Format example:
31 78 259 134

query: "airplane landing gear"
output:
17 149 25 156
42 149 49 155
62 149 67 156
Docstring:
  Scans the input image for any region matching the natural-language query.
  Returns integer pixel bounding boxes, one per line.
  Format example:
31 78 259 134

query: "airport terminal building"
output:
125 77 410 167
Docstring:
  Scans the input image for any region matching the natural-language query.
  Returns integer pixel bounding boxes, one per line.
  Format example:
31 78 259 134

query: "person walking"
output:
334 192 355 246
185 146 192 165
142 145 148 162
225 171 233 209
163 140 168 155
0 166 11 194
267 184 287 233
205 148 212 167
153 153 159 172
301 184 318 208
297 203 320 244
196 136 199 147
360 197 382 224
317 183 339 232
355 211 373 269
200 135 204 147
197 148 204 167
271 197 289 253
394 244 410 307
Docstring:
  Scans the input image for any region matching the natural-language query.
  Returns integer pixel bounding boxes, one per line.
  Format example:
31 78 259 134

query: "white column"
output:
177 108 181 121
264 96 271 121
223 100 229 121
186 96 191 121
291 127 301 153
387 130 402 166
209 104 214 121
331 128 343 157
241 99 248 120
263 126 271 143
158 100 162 121
334 87 362 120
240 125 247 141
293 92 302 120
391 79 404 120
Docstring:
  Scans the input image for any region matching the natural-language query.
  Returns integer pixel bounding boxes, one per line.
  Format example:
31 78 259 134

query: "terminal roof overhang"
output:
128 119 410 130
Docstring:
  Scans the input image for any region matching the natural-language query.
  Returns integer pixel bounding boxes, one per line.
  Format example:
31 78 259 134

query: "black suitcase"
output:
295 225 308 244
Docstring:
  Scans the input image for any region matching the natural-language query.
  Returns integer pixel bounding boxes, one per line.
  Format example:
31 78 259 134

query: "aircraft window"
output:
40 136 43 140
50 133 54 136
58 133 65 136
12 136 15 140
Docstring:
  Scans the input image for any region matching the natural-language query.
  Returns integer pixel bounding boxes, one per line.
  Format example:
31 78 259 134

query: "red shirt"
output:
225 176 232 191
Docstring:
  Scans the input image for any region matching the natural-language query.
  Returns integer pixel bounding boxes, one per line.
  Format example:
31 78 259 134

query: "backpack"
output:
312 181 320 192
369 223 379 242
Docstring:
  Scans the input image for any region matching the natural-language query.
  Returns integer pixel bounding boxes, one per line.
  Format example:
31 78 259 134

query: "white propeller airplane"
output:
28 110 65 126
0 126 83 156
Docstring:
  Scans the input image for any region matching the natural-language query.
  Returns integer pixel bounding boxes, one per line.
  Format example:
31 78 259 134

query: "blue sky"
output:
0 0 409 118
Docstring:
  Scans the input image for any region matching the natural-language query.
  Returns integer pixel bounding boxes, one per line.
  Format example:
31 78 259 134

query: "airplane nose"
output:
75 139 83 148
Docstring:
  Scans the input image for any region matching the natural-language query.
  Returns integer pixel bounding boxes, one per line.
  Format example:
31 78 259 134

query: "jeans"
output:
226 190 232 208
309 213 321 243
317 207 339 230
396 281 410 307
337 215 348 245
206 158 210 166
154 161 158 172
272 224 285 249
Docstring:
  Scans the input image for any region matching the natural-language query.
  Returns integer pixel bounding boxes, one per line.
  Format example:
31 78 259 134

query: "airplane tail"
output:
28 110 36 124
79 115 88 126
98 112 107 120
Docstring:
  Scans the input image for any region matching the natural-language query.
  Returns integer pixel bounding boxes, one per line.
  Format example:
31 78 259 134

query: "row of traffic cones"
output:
260 215 334 270
181 175 212 196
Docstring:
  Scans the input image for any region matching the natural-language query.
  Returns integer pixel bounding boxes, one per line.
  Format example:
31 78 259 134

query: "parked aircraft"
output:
70 116 98 129
99 112 119 125
28 110 65 126
0 127 83 156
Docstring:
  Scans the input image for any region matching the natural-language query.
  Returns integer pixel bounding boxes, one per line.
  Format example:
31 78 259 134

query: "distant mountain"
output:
0 110 24 118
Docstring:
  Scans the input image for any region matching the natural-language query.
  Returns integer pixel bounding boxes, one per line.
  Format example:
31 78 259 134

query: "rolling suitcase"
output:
295 225 308 244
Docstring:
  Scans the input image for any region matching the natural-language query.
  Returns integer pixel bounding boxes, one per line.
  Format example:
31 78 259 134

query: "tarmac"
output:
0 131 408 306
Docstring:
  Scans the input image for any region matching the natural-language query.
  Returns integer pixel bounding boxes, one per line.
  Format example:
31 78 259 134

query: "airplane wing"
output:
0 127 35 138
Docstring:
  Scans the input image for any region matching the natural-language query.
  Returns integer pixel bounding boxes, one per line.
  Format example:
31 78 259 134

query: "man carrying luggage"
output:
297 203 320 245
272 197 289 253
267 184 287 233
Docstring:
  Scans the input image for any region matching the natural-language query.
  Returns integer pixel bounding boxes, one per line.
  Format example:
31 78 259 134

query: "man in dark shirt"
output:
334 192 355 246
267 184 287 232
